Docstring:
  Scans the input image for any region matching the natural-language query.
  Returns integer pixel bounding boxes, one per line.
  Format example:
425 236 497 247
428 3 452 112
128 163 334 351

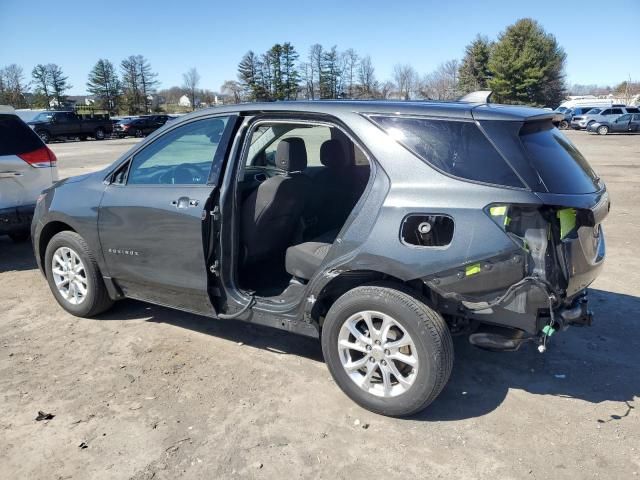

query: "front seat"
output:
241 137 311 264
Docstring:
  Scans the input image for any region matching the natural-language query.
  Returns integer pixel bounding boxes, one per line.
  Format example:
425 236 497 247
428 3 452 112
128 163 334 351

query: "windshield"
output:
585 108 601 115
519 122 600 194
32 112 55 122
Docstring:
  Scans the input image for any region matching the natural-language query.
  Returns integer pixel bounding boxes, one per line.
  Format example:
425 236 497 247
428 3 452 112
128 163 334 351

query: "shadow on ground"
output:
4 238 639 422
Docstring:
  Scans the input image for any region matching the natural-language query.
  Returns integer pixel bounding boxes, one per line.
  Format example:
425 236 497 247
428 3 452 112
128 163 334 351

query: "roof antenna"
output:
458 90 493 103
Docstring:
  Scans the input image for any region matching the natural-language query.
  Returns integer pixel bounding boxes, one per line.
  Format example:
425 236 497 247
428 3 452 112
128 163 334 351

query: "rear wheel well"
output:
310 270 432 328
38 221 76 269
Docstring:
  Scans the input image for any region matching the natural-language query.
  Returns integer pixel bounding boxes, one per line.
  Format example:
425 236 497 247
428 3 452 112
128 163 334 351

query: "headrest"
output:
320 139 349 169
276 137 307 172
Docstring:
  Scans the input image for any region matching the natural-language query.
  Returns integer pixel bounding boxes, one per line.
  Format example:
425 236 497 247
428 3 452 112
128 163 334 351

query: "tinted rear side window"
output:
370 116 523 188
519 122 600 194
0 115 44 156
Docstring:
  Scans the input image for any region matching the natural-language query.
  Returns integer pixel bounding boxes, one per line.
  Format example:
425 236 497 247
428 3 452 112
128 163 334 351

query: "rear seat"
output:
285 230 337 280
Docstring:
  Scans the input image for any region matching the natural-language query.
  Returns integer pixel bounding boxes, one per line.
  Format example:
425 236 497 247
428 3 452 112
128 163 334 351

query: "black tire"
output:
134 128 144 138
559 120 569 130
94 128 105 140
44 231 114 317
597 125 609 135
79 135 88 141
8 230 29 242
321 283 453 417
37 130 50 144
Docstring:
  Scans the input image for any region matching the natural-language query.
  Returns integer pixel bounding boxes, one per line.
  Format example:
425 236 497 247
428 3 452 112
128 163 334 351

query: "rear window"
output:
370 116 523 188
626 107 639 113
0 114 44 156
519 122 600 194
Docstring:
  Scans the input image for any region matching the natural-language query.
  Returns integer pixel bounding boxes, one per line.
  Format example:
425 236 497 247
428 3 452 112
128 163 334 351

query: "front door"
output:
98 115 236 315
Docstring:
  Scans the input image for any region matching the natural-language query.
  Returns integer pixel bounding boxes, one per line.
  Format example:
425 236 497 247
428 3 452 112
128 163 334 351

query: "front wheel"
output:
134 128 144 138
94 128 105 140
597 125 609 135
321 284 453 417
44 231 114 317
559 120 569 130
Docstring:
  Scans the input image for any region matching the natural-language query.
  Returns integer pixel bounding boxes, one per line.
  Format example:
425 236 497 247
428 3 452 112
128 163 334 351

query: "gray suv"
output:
572 105 640 129
31 97 607 416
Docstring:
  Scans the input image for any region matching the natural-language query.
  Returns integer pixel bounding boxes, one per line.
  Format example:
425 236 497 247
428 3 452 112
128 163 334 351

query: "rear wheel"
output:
94 128 105 140
134 128 144 138
559 120 569 130
321 284 453 416
44 231 114 317
597 125 609 135
37 130 50 144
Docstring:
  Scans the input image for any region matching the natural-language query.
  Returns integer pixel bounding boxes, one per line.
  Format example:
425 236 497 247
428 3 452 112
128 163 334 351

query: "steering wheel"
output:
164 163 203 184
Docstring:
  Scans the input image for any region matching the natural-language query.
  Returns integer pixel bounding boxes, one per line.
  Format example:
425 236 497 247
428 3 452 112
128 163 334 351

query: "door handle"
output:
0 171 24 178
171 197 199 208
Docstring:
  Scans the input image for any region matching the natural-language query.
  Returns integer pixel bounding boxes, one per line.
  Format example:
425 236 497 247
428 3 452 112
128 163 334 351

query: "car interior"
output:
236 121 371 297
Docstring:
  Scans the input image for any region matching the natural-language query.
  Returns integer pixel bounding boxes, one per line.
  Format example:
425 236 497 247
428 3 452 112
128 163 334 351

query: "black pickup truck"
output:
28 111 113 143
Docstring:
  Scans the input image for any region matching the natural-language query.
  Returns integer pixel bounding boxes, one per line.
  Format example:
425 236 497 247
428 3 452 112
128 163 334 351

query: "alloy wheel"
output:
338 310 419 397
51 246 88 305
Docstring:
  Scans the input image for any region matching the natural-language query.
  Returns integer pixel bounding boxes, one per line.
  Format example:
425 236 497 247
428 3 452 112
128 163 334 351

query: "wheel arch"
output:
38 220 77 272
308 269 432 328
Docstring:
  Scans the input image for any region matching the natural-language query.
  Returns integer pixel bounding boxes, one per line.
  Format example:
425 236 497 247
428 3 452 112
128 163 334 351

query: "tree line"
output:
1 18 637 113
227 19 571 106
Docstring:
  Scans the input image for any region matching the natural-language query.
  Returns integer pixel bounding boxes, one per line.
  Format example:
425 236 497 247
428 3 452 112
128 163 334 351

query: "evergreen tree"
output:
268 44 283 99
321 46 340 99
120 56 141 114
281 42 299 100
458 35 492 94
488 18 566 106
87 59 121 113
48 64 71 107
238 51 266 101
135 55 158 113
31 64 52 107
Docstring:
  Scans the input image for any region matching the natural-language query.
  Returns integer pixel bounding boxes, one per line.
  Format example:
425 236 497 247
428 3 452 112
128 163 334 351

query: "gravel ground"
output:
0 132 638 479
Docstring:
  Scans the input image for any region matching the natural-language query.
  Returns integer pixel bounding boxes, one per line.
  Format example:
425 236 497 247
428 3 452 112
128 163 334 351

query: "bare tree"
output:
221 80 243 103
342 48 359 98
182 67 200 110
309 44 323 100
419 60 460 100
379 81 395 99
357 55 376 98
393 64 417 100
2 64 28 107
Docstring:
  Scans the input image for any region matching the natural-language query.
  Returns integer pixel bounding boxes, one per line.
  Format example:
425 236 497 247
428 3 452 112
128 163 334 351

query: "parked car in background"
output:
555 106 602 129
142 114 172 126
587 113 640 135
113 116 166 138
0 106 57 242
32 96 607 416
27 111 113 143
571 106 639 130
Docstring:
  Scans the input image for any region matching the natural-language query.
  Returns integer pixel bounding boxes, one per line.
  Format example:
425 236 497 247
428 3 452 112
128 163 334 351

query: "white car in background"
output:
0 106 58 242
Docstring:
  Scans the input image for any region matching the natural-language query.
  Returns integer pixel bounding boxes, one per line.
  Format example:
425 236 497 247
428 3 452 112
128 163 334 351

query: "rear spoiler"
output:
458 90 493 103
